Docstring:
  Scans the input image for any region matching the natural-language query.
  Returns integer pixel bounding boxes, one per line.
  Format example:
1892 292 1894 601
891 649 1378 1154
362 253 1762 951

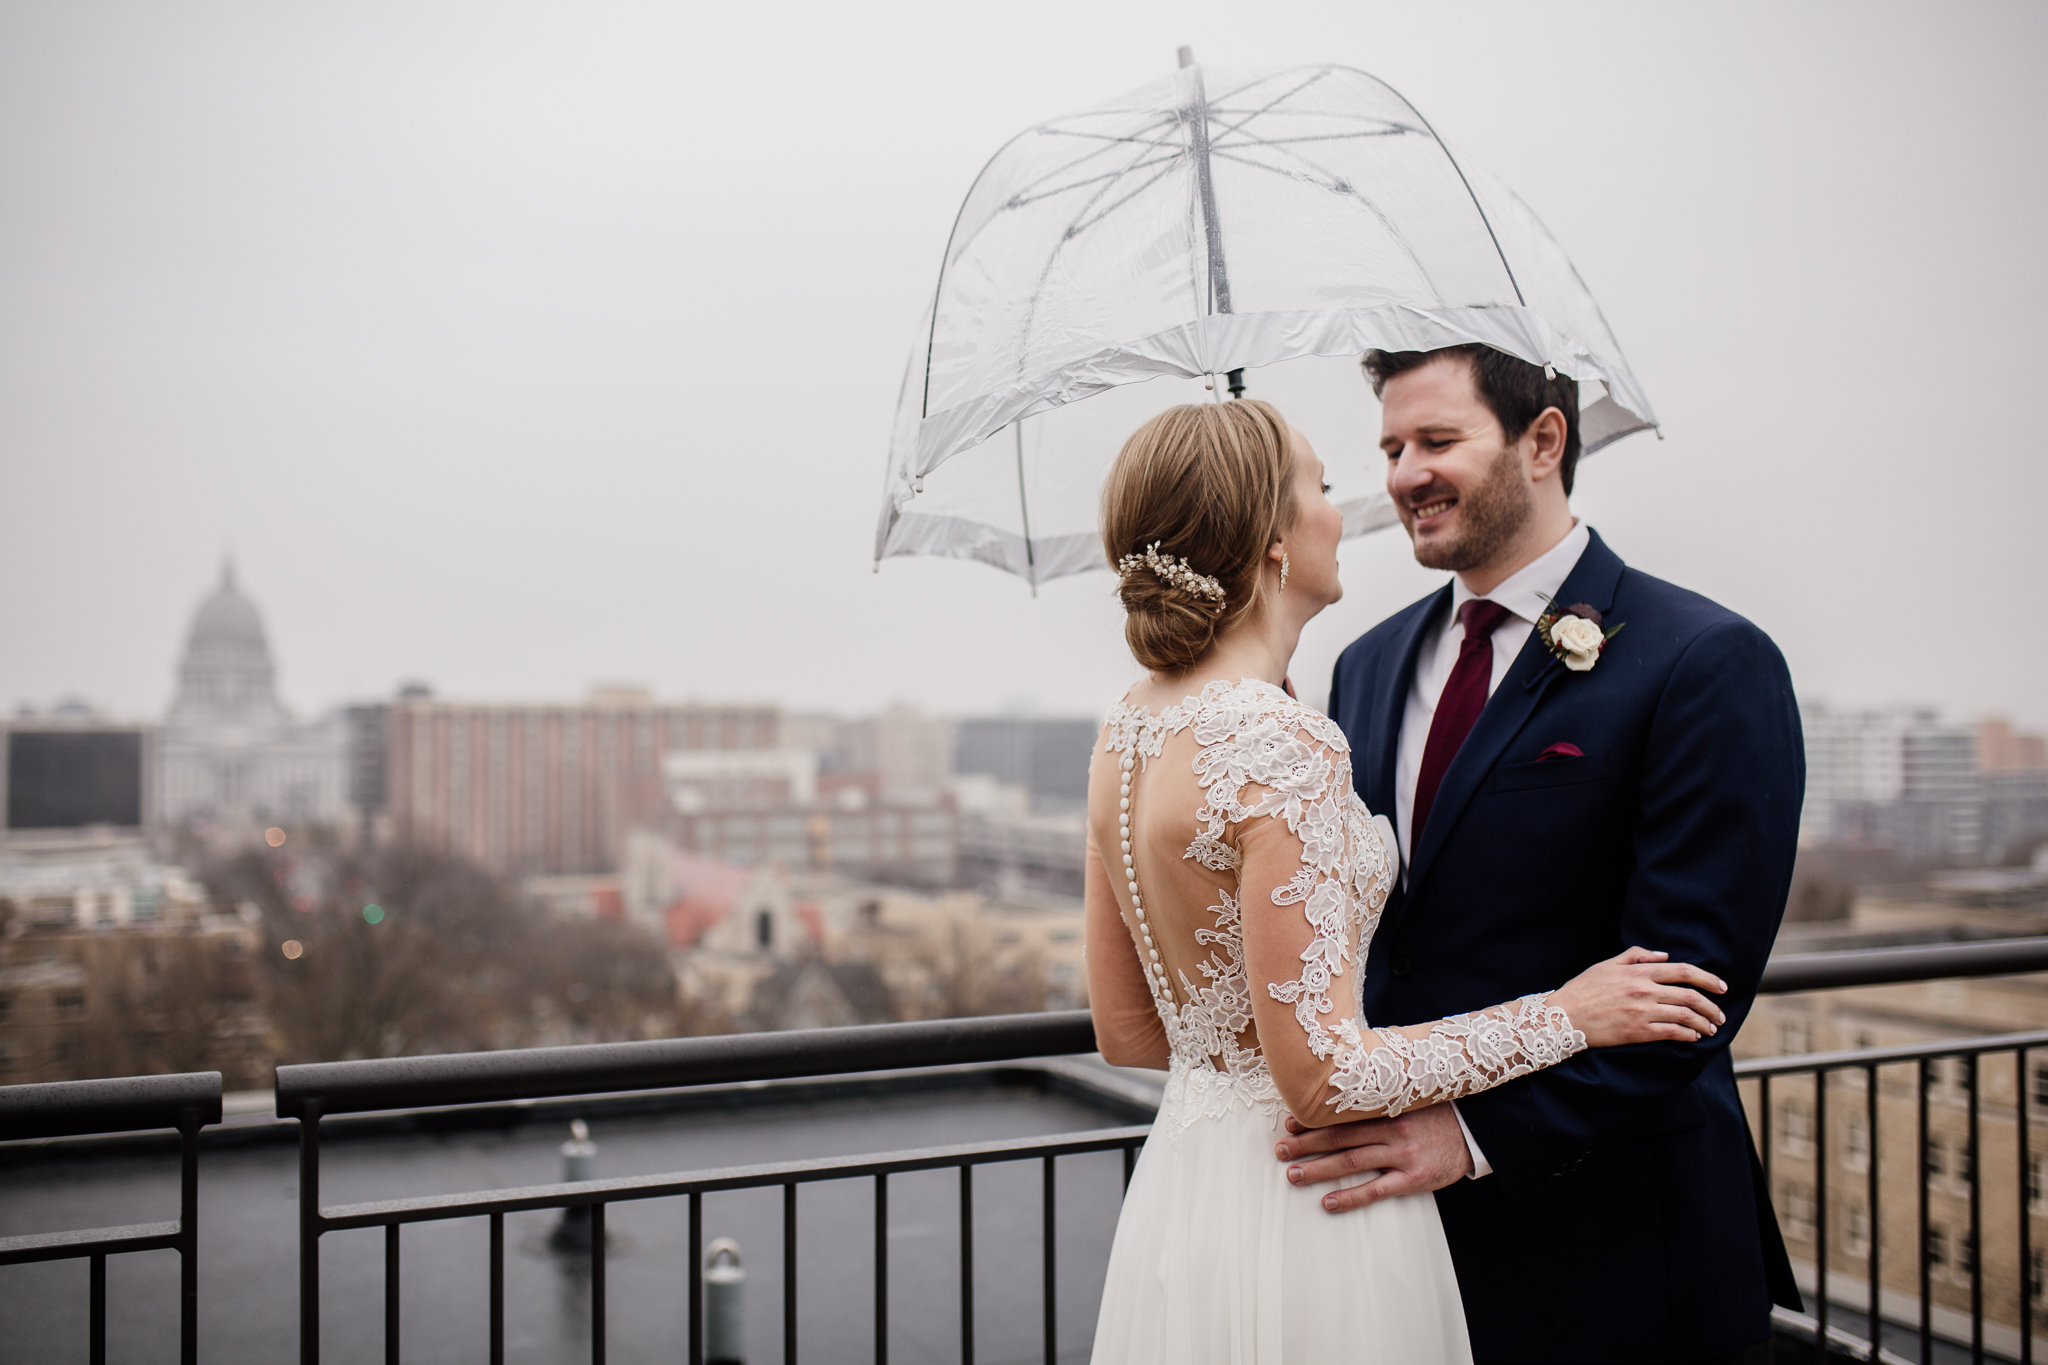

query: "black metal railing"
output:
1742 1031 2048 1364
0 1070 222 1365
274 1012 1102 1365
7 935 2048 1364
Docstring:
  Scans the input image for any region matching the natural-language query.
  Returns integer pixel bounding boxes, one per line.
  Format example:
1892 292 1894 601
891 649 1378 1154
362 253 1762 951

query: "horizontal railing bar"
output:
316 1125 1152 1231
0 1073 221 1141
276 1013 1097 1118
0 1221 182 1266
1759 937 2048 994
1734 1028 2048 1079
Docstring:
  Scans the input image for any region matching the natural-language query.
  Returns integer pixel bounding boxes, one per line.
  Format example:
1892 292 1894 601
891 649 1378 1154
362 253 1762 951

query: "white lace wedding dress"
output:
1084 679 1587 1365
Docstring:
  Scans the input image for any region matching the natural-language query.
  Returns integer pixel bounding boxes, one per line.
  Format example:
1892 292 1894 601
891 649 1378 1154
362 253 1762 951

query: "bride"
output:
1083 399 1727 1364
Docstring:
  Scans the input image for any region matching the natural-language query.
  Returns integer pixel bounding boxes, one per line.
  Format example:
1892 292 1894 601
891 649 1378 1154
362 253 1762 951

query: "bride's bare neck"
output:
1125 600 1305 711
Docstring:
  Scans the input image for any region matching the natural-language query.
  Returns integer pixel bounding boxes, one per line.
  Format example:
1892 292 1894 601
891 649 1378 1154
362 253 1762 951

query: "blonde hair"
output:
1100 399 1296 672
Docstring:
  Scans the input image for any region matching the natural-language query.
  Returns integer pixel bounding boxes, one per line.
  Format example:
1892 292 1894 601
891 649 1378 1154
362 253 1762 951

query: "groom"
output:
1286 345 1803 1364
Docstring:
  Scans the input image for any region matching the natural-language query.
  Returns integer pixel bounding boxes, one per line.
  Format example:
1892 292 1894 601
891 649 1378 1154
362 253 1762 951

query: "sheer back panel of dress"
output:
1102 709 1260 1070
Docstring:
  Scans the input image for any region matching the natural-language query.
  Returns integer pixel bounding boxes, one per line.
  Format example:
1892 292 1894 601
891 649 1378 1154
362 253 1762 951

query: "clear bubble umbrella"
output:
874 54 1658 589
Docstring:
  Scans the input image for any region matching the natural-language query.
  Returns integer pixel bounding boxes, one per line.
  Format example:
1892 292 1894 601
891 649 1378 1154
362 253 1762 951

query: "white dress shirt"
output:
1391 520 1590 1179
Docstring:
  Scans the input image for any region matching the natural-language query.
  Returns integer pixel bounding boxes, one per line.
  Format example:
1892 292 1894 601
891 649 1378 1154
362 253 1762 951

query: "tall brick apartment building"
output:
383 687 779 877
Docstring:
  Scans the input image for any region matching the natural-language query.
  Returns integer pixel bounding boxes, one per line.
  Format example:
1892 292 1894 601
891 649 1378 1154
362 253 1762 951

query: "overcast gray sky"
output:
3 1 2044 727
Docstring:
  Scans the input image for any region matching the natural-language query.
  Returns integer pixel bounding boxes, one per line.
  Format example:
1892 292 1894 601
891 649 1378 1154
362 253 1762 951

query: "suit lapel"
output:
1406 531 1626 895
1362 585 1450 820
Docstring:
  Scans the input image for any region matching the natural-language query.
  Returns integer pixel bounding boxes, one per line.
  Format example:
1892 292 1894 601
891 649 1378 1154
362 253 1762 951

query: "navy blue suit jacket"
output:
1329 529 1802 1363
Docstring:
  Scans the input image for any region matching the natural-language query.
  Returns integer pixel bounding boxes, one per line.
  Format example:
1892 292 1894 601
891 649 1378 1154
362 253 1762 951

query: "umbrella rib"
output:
1202 67 1448 296
1198 66 1316 117
1208 107 1413 126
1012 111 1183 176
1004 155 1181 210
1030 127 1185 151
1207 146 1446 298
1211 128 1414 150
1485 178 1637 375
984 116 1181 212
1065 159 1184 237
1204 68 1332 142
1015 420 1037 594
935 120 1176 290
1013 141 1188 379
1357 69 1526 306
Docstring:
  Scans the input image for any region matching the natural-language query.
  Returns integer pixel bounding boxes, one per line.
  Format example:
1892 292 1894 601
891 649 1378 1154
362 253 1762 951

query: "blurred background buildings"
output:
0 565 1101 1085
1800 702 2048 865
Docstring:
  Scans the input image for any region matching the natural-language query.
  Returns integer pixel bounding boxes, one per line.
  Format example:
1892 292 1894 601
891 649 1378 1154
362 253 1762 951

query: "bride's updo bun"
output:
1102 399 1296 673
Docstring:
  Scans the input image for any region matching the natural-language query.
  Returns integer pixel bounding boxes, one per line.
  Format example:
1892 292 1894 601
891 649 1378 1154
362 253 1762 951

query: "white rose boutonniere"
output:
1535 598 1625 674
1549 615 1605 670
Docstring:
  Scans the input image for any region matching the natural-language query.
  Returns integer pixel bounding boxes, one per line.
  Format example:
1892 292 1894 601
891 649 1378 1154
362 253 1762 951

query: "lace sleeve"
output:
1224 709 1587 1125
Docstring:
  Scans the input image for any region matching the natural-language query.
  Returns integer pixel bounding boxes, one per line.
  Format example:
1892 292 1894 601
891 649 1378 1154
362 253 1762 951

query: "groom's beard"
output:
1408 445 1534 573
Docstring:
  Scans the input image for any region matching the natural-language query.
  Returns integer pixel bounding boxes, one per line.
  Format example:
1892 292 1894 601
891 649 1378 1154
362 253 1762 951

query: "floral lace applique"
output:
1325 995 1585 1117
1184 834 1241 872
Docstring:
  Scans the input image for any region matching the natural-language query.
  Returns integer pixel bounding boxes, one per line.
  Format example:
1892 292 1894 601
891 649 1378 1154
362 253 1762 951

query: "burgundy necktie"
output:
1411 599 1512 842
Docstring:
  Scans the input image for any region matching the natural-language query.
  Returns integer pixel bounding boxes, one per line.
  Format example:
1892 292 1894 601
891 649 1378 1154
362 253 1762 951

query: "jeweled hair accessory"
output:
1116 542 1227 602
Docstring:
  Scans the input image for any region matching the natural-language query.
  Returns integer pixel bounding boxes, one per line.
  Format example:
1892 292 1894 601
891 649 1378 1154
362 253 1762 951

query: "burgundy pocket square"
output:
1537 742 1584 762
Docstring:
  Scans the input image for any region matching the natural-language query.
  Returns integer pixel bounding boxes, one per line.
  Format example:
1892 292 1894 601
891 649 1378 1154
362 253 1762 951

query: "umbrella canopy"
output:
875 61 1656 586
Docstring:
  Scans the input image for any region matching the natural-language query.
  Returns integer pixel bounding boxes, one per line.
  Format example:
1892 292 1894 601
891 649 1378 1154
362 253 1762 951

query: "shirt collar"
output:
1449 520 1592 626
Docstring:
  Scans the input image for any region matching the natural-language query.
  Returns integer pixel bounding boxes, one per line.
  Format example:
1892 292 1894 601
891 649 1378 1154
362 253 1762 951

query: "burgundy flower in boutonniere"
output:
1535 598 1626 673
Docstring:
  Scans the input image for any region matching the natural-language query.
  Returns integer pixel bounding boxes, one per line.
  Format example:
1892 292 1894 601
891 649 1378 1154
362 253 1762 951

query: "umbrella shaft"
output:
1184 65 1232 316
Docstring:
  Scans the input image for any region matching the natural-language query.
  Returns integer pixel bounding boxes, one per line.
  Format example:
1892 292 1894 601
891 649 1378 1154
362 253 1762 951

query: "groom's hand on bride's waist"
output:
1275 1104 1471 1213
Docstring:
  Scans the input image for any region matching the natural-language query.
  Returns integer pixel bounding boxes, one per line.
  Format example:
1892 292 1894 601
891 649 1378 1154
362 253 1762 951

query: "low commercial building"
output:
0 837 264 1086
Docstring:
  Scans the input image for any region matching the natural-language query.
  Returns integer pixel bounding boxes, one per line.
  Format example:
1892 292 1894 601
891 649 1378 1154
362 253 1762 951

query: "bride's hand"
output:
1548 947 1728 1047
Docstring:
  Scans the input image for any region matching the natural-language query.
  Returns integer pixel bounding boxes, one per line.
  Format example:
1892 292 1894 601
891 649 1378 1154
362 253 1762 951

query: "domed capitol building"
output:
157 563 347 829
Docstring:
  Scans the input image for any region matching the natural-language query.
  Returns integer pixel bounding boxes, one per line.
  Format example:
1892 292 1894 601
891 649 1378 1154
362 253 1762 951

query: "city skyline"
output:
3 2 2045 728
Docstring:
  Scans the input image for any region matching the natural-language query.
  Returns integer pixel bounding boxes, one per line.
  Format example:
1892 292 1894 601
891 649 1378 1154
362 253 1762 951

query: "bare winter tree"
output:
205 842 692 1066
910 920 1049 1020
77 932 269 1088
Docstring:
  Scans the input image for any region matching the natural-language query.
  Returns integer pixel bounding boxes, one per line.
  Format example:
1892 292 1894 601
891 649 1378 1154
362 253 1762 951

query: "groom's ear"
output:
1524 408 1571 489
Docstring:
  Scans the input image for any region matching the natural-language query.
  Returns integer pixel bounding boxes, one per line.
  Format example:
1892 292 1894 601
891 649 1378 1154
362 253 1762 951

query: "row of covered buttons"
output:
1119 750 1171 997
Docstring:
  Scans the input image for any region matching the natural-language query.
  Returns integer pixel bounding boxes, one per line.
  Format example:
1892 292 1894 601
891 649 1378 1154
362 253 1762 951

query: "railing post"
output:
1815 1073 1828 1351
179 1103 200 1365
592 1203 607 1365
1042 1156 1057 1365
2022 1047 2034 1365
489 1212 504 1365
384 1222 401 1365
783 1183 797 1365
89 1253 106 1365
301 1098 323 1365
1918 1059 1932 1363
1760 1074 1773 1189
690 1192 704 1365
874 1172 889 1365
959 1164 974 1365
1865 1062 1880 1360
1967 1052 1981 1363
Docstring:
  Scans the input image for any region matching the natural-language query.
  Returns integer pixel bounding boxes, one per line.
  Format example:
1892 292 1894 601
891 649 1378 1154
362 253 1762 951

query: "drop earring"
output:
1280 553 1290 592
